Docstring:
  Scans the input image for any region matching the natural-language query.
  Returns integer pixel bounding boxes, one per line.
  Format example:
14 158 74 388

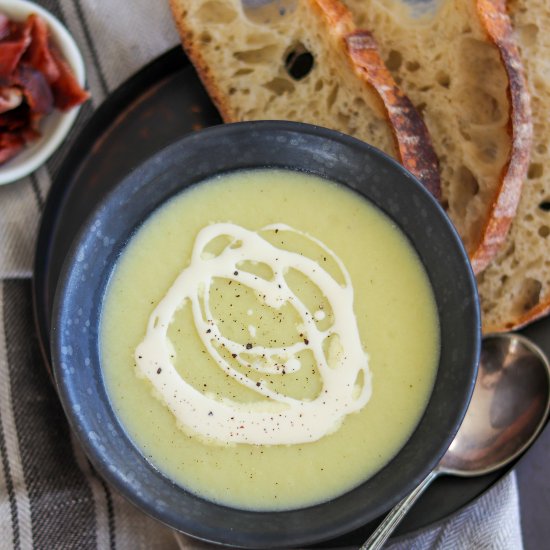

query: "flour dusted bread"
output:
344 0 531 273
169 0 440 191
312 0 440 197
170 0 394 148
477 0 550 331
345 0 547 331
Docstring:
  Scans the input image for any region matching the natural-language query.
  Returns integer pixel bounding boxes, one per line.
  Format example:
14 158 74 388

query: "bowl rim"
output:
50 120 481 548
0 0 87 185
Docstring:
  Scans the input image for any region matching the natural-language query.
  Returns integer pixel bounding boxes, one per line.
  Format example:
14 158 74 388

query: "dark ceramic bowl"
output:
51 121 480 548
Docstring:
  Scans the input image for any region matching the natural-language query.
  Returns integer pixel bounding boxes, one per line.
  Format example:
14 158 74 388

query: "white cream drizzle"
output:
135 223 371 445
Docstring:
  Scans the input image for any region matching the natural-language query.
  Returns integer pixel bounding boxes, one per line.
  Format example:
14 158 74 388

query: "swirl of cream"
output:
135 223 371 445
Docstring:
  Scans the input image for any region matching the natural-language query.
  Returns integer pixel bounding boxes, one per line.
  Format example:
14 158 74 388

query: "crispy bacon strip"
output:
0 12 89 165
310 0 441 200
15 66 53 115
49 46 89 110
0 22 31 78
24 14 60 83
469 0 533 274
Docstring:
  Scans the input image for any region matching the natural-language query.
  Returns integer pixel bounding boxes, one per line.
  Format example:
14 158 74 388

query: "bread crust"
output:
484 295 550 333
470 0 533 274
312 0 441 199
168 0 237 122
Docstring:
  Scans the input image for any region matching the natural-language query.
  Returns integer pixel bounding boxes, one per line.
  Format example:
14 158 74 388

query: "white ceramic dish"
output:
0 0 86 185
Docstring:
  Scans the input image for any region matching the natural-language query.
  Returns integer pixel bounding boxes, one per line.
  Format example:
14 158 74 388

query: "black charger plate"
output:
32 46 550 545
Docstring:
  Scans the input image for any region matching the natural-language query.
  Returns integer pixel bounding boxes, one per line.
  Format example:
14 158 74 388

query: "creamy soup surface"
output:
100 169 440 511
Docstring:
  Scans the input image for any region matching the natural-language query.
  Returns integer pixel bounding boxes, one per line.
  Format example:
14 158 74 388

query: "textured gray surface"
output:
517 318 550 549
517 423 550 550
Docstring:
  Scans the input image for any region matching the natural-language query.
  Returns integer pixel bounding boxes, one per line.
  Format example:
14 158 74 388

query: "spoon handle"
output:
360 469 439 550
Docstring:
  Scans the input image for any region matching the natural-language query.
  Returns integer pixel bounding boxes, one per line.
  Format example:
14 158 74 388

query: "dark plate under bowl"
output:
50 121 480 548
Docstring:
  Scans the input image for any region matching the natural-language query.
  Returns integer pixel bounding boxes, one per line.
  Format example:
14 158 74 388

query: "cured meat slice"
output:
0 21 31 78
23 14 59 83
14 65 53 115
0 12 89 165
49 46 89 110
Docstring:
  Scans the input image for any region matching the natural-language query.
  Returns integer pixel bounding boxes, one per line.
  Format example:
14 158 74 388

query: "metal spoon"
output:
362 333 550 550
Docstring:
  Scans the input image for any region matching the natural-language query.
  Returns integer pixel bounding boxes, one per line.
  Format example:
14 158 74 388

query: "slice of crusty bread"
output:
169 0 440 192
312 0 440 197
170 0 394 151
343 0 547 331
476 0 550 331
344 0 531 275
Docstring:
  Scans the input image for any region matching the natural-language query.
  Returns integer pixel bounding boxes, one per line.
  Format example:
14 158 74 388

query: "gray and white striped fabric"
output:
0 1 524 548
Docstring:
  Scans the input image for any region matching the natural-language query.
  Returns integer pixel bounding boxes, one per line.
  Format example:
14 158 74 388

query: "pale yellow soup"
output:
100 169 439 511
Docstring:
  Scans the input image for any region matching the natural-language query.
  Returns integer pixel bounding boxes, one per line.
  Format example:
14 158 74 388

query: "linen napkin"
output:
0 1 524 548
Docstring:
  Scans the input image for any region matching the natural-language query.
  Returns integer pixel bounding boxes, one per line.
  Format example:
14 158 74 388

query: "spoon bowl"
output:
440 333 550 476
364 333 550 550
